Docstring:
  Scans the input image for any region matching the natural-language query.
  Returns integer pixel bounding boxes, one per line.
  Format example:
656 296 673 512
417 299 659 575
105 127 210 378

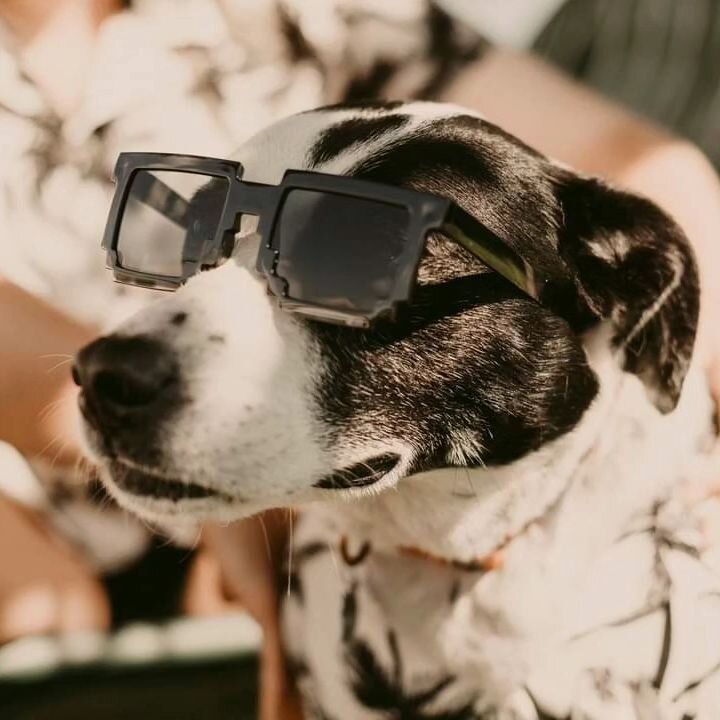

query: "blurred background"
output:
453 0 720 170
1 1 719 718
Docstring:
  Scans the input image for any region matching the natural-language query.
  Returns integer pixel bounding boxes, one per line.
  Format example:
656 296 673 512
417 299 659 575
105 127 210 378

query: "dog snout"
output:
73 335 181 435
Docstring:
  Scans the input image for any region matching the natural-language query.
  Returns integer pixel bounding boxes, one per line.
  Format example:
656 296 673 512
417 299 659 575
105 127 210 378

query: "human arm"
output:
0 279 92 463
0 279 110 642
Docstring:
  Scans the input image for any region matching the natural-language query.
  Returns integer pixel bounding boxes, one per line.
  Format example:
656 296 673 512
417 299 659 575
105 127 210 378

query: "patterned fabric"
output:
0 0 483 570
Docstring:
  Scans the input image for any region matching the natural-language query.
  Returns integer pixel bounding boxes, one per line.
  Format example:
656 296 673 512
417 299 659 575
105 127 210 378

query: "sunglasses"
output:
102 152 549 328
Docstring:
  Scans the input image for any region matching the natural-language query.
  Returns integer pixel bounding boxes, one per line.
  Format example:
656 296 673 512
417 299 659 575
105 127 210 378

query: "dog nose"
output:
73 335 180 432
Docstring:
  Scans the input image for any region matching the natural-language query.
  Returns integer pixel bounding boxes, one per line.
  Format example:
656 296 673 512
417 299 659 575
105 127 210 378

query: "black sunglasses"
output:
102 152 549 328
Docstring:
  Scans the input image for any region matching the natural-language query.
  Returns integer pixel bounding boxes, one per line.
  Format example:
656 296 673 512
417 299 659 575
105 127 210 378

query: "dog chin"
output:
98 467 253 522
96 458 309 527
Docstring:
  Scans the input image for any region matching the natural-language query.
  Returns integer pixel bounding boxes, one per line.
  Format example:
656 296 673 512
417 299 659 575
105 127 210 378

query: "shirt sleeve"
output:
275 0 488 103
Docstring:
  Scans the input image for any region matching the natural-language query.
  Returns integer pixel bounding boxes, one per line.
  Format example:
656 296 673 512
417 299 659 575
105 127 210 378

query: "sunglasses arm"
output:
441 204 547 301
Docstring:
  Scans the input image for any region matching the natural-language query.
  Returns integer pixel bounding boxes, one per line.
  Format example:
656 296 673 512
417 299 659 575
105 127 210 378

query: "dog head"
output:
74 102 699 526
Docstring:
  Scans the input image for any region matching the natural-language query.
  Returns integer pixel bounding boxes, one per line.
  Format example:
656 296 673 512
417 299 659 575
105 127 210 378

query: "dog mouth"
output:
107 459 221 501
313 453 401 490
103 450 401 503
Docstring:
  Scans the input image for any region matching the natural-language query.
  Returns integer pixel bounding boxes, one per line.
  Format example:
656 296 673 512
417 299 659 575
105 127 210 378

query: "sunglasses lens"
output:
274 189 411 315
117 170 229 279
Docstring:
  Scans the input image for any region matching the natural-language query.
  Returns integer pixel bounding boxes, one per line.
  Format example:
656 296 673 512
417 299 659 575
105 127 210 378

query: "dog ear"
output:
550 172 699 414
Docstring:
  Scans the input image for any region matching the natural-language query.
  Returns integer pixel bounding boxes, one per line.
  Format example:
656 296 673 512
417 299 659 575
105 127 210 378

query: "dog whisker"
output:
286 508 294 598
45 357 75 374
257 513 273 564
37 396 67 422
38 353 74 362
36 434 63 458
327 541 341 583
49 440 71 469
465 469 478 497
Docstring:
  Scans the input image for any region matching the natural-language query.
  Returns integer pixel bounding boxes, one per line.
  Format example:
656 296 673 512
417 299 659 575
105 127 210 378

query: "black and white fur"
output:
76 102 718 718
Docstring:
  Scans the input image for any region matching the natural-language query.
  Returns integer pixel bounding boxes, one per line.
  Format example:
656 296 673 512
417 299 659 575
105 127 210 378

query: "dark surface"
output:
0 655 258 720
103 537 194 628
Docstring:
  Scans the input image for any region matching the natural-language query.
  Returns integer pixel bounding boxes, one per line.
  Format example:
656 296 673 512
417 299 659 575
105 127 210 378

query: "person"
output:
1 2 719 719
0 3 480 718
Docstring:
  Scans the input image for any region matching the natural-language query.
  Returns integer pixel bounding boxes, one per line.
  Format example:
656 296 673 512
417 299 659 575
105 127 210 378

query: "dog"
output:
74 102 720 718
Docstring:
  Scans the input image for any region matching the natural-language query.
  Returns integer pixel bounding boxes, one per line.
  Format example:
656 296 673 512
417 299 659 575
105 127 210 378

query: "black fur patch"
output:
341 586 476 719
342 583 359 643
308 100 406 114
309 114 599 468
350 116 571 284
186 178 230 268
306 110 698 475
285 542 329 604
308 114 410 167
